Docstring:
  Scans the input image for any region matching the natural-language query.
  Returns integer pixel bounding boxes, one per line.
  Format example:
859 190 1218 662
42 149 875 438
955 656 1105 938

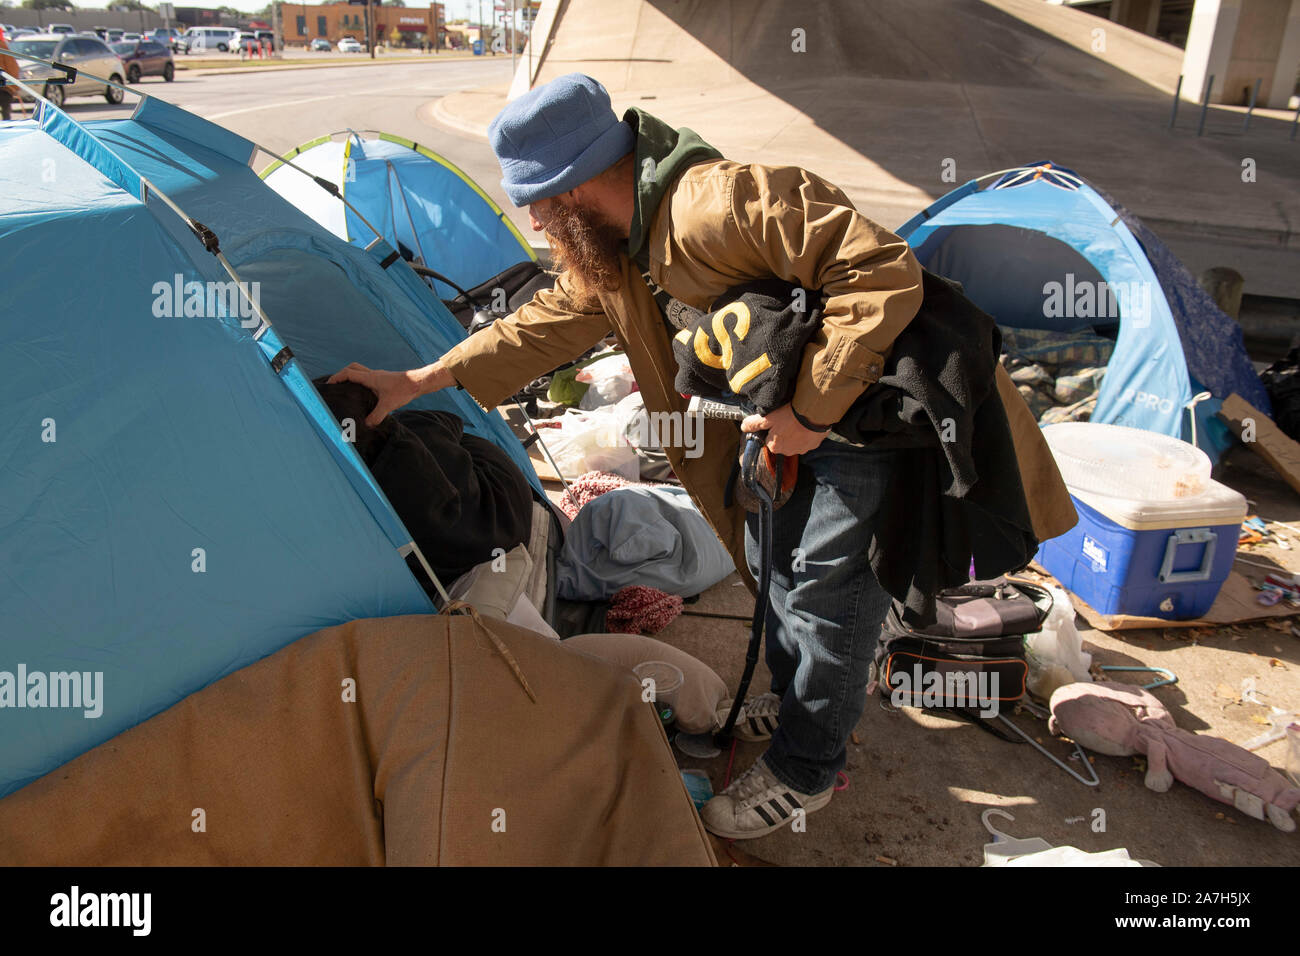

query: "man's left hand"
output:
741 403 827 456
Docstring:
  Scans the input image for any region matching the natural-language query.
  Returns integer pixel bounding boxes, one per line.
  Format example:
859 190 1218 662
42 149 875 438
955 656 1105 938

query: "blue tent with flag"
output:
896 163 1269 461
260 130 537 300
0 94 543 797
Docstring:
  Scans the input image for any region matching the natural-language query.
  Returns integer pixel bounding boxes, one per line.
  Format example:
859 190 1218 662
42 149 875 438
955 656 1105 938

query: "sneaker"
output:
699 756 833 840
716 691 782 742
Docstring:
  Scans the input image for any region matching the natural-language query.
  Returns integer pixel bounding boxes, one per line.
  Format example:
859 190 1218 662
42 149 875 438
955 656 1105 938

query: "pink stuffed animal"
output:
1049 680 1300 831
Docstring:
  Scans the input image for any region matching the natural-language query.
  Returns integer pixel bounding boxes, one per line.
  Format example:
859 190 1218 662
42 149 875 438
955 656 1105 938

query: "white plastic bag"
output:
1026 585 1093 699
576 352 636 409
544 408 640 479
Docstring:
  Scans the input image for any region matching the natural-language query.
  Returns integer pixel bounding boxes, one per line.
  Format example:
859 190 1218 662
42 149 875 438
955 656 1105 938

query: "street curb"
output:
428 92 492 140
178 53 480 78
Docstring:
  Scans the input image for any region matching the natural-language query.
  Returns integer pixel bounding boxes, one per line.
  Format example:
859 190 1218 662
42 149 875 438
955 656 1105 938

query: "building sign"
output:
397 15 426 31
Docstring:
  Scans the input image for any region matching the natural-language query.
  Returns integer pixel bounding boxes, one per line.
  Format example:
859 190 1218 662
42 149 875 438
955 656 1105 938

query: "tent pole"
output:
510 400 576 513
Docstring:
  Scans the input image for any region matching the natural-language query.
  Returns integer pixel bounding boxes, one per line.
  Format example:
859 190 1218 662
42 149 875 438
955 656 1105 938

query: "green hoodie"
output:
623 107 723 266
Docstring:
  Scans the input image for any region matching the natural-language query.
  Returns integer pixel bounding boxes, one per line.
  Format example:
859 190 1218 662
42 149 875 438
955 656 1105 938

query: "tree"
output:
107 0 150 10
21 0 76 10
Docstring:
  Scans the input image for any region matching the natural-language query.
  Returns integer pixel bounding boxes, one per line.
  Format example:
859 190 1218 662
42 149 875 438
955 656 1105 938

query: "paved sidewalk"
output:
429 0 1300 298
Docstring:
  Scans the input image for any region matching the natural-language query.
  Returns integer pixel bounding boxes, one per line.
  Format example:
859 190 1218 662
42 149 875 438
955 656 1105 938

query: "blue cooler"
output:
1036 480 1245 619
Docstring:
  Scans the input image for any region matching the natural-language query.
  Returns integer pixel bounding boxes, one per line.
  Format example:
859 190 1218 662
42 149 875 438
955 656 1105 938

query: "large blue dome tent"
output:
896 162 1269 461
0 86 544 797
260 130 537 301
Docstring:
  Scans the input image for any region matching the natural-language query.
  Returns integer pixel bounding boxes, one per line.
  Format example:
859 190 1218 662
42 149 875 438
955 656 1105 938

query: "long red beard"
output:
544 198 626 306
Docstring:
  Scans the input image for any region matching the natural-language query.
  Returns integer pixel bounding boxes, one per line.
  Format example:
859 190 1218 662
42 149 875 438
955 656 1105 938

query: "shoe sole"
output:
703 788 833 841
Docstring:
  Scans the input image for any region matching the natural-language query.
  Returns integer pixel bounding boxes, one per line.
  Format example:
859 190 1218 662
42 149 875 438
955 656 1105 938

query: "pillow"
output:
561 633 728 735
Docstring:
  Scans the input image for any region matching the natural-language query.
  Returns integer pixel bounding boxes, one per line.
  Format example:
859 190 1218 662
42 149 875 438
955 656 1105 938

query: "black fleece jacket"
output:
667 273 1039 625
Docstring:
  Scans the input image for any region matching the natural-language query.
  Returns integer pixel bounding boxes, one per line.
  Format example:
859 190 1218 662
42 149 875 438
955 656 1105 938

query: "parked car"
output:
179 26 237 53
337 37 362 53
9 33 125 108
106 29 124 44
0 24 17 36
111 39 174 83
310 37 331 52
122 32 142 42
11 27 37 38
151 28 182 52
46 24 75 36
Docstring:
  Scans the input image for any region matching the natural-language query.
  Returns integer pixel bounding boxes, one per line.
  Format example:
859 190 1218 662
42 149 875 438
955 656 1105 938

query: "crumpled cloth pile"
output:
998 326 1114 425
605 585 684 635
557 470 672 520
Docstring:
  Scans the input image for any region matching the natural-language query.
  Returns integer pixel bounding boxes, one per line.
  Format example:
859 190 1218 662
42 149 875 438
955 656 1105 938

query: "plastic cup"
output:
633 660 683 712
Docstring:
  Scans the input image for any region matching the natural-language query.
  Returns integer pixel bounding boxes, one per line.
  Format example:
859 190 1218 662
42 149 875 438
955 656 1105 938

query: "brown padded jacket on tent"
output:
0 612 716 866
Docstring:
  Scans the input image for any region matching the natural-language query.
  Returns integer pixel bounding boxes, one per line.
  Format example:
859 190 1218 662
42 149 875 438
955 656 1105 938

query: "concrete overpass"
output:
491 0 1298 301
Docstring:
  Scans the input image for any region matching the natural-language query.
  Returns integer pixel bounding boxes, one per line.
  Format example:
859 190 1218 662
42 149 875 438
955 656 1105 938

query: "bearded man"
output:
331 73 1074 840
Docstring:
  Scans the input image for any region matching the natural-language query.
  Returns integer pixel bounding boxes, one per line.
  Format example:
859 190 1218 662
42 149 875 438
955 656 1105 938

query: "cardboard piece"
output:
1219 393 1300 498
1028 564 1300 631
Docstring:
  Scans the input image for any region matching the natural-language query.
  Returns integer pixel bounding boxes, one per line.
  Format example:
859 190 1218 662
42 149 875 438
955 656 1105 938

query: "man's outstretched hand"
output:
326 362 454 427
741 403 827 456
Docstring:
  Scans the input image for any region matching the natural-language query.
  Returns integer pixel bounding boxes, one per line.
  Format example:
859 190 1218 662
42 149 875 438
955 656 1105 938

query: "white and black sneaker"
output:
716 691 782 742
700 755 833 840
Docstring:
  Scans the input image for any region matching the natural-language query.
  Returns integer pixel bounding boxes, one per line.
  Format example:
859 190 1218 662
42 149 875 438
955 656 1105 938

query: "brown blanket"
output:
0 613 715 866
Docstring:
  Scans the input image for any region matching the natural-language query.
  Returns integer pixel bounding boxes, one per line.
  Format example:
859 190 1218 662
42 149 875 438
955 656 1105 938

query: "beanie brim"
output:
499 119 634 207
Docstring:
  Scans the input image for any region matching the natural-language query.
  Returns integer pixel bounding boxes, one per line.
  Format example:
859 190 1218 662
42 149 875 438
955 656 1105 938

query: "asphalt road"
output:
40 57 536 241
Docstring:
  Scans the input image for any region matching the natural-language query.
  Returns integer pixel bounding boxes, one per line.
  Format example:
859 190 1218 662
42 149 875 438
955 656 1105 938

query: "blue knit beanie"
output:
488 73 635 207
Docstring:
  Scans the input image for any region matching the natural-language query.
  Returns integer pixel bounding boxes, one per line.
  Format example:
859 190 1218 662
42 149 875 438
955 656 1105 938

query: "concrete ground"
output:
538 443 1300 867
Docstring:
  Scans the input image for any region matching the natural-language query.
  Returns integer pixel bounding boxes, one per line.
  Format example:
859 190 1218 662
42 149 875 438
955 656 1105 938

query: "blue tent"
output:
261 131 537 300
897 163 1269 460
0 96 542 797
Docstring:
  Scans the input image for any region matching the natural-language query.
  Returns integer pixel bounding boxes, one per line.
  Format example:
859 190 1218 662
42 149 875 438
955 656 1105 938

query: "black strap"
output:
378 249 400 270
270 346 293 374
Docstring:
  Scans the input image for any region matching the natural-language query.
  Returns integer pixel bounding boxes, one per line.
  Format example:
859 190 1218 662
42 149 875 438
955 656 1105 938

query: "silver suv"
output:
9 33 125 108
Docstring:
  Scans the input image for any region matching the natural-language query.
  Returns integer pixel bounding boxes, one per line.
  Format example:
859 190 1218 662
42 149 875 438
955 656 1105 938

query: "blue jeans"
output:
743 439 897 795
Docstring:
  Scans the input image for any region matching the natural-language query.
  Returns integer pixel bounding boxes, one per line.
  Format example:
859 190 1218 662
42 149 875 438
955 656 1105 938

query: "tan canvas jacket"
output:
441 159 1077 591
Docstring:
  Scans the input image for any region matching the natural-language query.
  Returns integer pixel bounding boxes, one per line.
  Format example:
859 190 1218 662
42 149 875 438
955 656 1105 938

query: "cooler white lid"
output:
1068 478 1247 531
1043 422 1212 501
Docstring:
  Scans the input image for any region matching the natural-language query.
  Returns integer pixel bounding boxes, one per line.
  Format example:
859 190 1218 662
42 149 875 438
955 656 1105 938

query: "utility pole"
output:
367 0 375 59
271 0 281 56
510 0 515 75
